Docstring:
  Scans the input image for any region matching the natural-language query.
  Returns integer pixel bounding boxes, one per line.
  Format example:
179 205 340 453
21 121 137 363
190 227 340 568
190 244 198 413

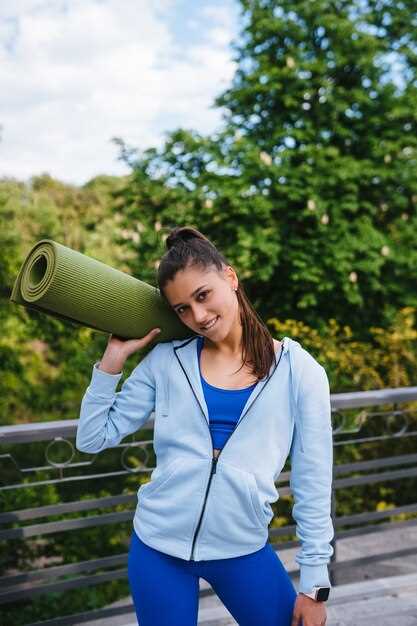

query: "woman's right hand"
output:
106 328 161 359
99 328 161 374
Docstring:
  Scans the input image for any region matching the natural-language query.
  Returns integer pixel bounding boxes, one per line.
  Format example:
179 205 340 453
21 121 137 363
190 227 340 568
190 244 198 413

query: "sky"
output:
0 0 240 185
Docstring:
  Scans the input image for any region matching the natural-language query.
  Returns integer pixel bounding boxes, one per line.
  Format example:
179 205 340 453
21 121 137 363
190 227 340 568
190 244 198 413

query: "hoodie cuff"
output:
298 564 331 594
88 361 124 396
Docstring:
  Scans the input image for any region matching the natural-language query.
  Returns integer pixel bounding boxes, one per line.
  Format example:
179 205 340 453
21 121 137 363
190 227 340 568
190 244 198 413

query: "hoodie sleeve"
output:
289 357 334 594
76 346 157 454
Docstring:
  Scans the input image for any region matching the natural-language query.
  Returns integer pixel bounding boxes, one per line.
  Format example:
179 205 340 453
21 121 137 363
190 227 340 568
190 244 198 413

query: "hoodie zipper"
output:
173 351 219 560
174 342 285 561
189 455 218 560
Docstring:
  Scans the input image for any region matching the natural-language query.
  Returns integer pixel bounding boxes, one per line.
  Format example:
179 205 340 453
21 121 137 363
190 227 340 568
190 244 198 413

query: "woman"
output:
76 226 334 626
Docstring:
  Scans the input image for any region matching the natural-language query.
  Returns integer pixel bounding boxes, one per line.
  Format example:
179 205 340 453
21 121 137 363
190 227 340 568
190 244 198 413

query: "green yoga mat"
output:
10 239 194 344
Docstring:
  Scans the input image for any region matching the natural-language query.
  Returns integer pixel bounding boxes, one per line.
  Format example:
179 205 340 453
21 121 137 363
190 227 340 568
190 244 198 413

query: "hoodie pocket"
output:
205 462 266 532
140 457 182 499
246 471 267 527
136 456 211 543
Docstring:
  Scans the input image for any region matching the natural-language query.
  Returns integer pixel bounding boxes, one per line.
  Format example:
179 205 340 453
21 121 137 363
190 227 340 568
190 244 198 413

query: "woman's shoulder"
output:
277 336 325 371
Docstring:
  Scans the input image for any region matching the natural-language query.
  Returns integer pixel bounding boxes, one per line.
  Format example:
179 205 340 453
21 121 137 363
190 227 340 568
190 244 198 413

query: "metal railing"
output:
1 386 417 626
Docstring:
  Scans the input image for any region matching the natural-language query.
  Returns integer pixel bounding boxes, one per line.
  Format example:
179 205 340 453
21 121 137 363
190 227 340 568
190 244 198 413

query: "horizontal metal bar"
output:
0 468 142 492
335 465 417 488
265 464 417 498
18 460 94 474
1 553 127 588
332 514 417 539
0 567 128 604
0 418 155 444
0 493 136 524
331 544 417 570
332 430 417 447
0 510 134 541
330 386 417 409
0 419 81 444
334 501 417 527
270 509 417 546
285 543 417 580
333 452 417 474
277 454 417 495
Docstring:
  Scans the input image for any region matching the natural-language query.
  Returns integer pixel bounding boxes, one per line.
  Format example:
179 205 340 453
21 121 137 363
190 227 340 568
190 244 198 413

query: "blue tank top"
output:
197 336 258 450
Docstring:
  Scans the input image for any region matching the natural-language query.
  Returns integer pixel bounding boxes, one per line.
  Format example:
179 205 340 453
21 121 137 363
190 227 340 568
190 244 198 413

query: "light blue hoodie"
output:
76 335 334 594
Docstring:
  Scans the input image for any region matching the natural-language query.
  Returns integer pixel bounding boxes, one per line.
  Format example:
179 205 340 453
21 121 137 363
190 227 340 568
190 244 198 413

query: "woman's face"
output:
163 264 240 340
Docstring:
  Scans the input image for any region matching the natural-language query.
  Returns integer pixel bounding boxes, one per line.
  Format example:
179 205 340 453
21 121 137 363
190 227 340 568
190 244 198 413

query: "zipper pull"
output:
211 457 218 475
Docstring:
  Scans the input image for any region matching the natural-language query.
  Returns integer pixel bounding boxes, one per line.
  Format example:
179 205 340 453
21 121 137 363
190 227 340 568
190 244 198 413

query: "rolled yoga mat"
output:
10 239 194 344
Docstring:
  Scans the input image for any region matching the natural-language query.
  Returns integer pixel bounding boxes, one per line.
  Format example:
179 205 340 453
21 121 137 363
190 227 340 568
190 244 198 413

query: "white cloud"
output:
0 0 238 185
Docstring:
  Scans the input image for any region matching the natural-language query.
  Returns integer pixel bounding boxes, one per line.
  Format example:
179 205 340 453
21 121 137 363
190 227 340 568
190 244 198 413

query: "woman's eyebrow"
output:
172 285 208 309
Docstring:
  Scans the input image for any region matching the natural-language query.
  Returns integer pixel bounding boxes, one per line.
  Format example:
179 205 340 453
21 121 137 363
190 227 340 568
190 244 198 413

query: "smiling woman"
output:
77 225 334 626
156 226 278 382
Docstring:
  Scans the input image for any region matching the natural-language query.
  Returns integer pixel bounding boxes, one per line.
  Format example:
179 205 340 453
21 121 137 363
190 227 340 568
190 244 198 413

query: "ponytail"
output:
157 226 276 379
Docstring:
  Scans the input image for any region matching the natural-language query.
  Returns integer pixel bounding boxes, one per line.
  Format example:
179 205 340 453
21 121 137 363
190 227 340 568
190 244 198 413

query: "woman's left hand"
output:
291 593 327 626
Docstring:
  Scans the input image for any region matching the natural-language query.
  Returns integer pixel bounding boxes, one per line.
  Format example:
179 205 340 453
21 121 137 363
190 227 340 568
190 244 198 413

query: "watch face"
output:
316 587 330 602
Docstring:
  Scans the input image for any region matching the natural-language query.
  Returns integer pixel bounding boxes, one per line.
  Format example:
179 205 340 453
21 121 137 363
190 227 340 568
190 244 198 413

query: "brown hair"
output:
157 225 277 380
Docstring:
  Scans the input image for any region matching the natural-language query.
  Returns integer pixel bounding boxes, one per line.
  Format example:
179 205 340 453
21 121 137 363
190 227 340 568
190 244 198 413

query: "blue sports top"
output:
197 336 258 450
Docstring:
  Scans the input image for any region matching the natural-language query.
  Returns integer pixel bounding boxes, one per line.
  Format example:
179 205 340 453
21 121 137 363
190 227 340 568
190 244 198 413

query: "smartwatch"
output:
300 586 330 602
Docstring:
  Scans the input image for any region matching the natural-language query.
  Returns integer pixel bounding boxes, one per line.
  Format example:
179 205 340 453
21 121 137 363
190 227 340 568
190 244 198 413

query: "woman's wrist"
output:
98 350 126 374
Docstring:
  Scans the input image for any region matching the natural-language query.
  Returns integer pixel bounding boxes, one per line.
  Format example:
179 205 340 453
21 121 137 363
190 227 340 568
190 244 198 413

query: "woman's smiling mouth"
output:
201 316 219 331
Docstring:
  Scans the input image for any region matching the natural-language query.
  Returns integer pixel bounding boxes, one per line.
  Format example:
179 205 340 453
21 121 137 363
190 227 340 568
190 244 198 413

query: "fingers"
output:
142 328 161 344
134 327 161 348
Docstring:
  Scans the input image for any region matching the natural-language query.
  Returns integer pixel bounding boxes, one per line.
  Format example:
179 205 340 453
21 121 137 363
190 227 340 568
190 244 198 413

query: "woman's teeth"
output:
202 316 219 331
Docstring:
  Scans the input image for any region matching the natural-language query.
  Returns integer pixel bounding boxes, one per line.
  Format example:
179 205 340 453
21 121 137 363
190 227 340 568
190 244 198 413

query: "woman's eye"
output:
177 291 209 315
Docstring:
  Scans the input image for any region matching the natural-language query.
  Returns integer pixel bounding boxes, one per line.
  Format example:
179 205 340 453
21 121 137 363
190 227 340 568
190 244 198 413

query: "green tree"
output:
114 0 417 340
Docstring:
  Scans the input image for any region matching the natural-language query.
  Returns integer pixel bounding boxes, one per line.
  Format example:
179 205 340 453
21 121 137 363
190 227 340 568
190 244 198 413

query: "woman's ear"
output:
224 265 238 290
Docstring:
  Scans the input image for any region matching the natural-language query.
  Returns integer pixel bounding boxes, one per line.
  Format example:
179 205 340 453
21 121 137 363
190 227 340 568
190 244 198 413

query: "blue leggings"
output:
127 528 297 626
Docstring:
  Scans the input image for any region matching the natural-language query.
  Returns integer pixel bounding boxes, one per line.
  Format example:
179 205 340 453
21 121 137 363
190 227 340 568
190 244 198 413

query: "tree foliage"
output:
114 0 417 337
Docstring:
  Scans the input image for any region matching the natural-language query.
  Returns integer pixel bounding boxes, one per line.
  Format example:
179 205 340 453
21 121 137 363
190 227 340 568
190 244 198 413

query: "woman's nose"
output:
191 305 208 324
